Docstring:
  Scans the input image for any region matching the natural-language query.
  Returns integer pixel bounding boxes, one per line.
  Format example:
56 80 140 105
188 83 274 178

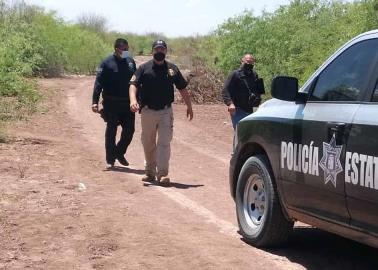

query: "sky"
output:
24 0 292 37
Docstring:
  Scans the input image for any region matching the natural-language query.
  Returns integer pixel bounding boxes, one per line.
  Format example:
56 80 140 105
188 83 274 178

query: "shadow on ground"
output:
104 166 145 175
143 180 204 190
243 227 378 270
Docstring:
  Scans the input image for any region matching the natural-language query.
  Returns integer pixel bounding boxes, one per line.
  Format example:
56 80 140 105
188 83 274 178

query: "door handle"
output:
327 122 347 144
329 122 346 134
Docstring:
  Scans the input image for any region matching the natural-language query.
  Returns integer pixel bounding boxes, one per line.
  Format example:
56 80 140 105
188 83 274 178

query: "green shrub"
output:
0 1 111 127
196 0 378 99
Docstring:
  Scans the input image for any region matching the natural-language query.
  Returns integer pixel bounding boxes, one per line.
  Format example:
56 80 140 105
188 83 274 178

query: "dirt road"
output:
0 74 377 269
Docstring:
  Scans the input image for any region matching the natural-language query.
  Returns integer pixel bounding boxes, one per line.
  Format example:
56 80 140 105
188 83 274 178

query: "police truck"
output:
230 29 378 248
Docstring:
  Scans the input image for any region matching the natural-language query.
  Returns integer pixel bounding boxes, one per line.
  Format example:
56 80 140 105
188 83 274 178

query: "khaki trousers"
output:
141 106 173 177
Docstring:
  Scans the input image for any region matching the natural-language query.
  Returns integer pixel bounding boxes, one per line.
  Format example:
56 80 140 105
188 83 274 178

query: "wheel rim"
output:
243 174 266 230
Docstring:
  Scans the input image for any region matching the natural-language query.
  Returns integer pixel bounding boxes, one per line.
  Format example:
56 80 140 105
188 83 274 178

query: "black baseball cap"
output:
152 39 167 49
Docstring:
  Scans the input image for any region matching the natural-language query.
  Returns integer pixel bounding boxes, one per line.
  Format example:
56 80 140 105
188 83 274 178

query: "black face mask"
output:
153 52 166 61
243 63 254 71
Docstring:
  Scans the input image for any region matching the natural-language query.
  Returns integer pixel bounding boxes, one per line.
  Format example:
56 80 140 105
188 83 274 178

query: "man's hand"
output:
228 103 236 115
129 84 140 113
178 89 193 121
130 101 140 113
187 106 193 121
92 104 99 113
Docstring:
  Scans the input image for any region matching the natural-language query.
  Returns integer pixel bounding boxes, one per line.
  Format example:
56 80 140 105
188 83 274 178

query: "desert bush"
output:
77 13 108 36
0 0 110 127
0 1 41 119
185 63 225 104
195 0 378 100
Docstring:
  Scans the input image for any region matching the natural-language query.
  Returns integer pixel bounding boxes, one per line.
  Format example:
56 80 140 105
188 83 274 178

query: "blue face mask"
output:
121 51 129 59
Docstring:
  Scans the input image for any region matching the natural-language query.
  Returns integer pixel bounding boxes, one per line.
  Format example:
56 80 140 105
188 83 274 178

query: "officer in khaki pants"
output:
129 40 193 184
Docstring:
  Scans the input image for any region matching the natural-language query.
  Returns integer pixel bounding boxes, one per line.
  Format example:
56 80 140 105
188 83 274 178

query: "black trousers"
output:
104 109 135 164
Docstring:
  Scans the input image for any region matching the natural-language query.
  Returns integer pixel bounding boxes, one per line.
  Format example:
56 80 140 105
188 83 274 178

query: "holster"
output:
248 93 262 107
241 76 265 108
99 108 107 122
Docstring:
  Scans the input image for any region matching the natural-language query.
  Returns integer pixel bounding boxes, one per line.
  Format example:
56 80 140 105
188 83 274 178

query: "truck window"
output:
310 39 378 102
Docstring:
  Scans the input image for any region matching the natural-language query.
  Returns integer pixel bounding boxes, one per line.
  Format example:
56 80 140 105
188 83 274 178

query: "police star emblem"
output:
168 69 175 76
319 134 343 188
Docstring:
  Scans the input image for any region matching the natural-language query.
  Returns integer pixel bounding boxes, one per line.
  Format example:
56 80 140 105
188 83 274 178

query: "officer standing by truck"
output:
92 38 136 169
129 39 193 185
222 53 264 129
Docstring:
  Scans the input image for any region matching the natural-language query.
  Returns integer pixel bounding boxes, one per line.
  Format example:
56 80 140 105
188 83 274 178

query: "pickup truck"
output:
230 29 378 248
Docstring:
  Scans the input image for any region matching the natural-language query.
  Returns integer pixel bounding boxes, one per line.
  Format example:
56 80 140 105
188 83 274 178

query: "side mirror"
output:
271 76 299 102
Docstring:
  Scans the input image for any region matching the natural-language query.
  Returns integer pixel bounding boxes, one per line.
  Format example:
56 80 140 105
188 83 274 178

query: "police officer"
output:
222 53 264 129
129 40 193 184
92 38 136 169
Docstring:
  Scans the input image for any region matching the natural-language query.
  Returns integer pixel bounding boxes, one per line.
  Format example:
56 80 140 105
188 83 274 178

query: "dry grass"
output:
0 123 6 143
0 95 40 144
0 97 34 121
17 155 32 179
186 63 225 104
172 56 225 104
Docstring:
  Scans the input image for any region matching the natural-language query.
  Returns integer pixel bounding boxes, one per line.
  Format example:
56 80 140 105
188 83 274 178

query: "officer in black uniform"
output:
129 39 193 184
92 38 136 169
222 53 264 129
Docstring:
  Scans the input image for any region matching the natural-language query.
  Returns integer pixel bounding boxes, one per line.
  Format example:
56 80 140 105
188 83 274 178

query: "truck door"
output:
345 39 378 234
282 38 377 224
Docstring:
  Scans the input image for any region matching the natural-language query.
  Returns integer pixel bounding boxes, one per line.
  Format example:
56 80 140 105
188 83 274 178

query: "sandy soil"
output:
0 72 377 269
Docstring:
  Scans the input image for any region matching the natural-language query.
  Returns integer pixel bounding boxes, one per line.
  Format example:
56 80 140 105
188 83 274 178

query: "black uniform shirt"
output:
222 68 260 113
92 54 136 105
130 60 187 110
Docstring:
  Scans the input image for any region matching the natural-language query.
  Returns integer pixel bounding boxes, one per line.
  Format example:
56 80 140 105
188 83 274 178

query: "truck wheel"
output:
236 155 293 247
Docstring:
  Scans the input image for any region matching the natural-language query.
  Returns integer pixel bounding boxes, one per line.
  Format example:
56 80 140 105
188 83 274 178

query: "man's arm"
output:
173 66 193 120
92 61 106 113
131 58 137 73
222 72 236 114
129 84 139 113
179 89 193 121
129 65 144 113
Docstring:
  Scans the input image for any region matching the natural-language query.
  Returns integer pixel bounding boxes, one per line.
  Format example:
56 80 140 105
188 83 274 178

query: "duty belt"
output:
144 104 171 110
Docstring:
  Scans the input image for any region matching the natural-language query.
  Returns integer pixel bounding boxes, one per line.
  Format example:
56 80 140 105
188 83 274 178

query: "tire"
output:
236 155 294 247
